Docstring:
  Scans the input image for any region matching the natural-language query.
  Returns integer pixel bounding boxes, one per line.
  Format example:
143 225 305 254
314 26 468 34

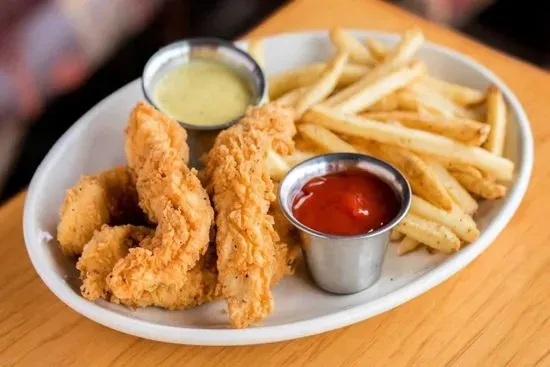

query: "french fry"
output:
268 63 370 99
248 39 266 70
449 165 507 199
483 85 507 156
249 40 268 103
333 61 426 114
329 27 375 65
427 160 478 215
402 83 478 119
275 87 308 106
349 138 453 211
410 195 479 242
302 106 514 181
365 37 388 63
269 63 325 99
294 136 324 155
419 75 485 106
397 236 420 255
266 150 290 181
361 111 490 146
324 28 424 107
366 93 400 112
390 230 404 242
338 64 372 86
283 150 315 167
295 52 349 116
298 124 358 153
395 213 461 254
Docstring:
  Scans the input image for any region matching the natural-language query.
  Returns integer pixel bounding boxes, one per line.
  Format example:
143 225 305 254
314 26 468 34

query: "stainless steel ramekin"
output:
141 38 267 167
278 153 411 294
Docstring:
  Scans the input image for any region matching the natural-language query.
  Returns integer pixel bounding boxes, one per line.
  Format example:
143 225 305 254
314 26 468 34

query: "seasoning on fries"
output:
361 110 490 146
484 84 507 156
302 105 514 181
264 26 513 256
329 27 375 65
397 236 420 255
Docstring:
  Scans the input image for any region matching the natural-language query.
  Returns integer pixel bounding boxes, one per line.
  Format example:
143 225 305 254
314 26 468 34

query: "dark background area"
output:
1 0 548 202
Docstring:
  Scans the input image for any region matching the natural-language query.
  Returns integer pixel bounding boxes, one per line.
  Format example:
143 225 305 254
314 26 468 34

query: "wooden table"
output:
2 0 549 365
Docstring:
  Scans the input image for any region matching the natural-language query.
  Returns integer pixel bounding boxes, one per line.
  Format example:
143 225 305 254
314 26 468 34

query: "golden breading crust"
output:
77 225 153 300
106 102 215 307
57 166 143 256
205 103 296 328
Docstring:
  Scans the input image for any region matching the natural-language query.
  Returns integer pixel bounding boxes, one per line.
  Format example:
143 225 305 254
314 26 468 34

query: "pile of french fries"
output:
248 28 513 255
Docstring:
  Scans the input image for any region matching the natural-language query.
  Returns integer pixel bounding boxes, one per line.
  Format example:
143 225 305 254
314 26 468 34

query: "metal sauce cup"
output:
141 38 266 167
278 153 411 294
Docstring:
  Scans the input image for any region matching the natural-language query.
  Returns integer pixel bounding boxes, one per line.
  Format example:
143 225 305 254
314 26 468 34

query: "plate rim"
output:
23 30 534 345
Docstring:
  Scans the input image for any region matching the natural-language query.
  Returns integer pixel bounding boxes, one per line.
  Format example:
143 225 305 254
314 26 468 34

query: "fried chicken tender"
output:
57 166 143 256
270 202 302 285
77 225 153 301
106 102 215 307
205 103 296 328
240 104 296 155
110 244 220 309
124 103 189 174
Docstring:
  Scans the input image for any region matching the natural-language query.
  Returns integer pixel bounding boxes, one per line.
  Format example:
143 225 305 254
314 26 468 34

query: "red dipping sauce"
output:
292 169 400 236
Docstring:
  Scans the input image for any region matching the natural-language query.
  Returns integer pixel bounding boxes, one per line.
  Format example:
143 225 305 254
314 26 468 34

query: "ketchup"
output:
292 169 399 236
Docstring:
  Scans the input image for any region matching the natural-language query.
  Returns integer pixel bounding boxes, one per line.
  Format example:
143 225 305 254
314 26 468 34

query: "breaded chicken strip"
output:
77 224 219 309
110 244 220 309
205 103 296 328
240 104 296 155
270 202 302 285
77 225 153 300
107 102 214 306
57 166 143 256
125 103 189 175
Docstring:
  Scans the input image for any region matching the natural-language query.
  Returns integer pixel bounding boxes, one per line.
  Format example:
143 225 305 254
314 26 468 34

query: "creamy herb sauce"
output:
154 60 251 126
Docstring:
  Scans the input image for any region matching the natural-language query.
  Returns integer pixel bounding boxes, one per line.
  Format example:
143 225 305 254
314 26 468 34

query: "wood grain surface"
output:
2 0 550 365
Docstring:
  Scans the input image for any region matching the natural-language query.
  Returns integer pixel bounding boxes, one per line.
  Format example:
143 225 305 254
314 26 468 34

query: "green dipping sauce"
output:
154 60 252 126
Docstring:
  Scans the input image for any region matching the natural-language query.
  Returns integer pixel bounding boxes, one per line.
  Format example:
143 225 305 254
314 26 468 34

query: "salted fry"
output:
350 138 453 210
303 106 514 181
410 195 479 242
401 83 478 119
397 236 420 255
483 85 507 156
449 165 507 199
329 27 375 65
248 39 268 102
337 64 372 86
324 28 424 107
361 111 489 146
395 213 460 254
266 27 511 256
295 52 349 116
298 124 357 153
248 39 266 69
333 61 426 114
427 160 478 214
276 87 308 106
365 93 400 112
266 150 290 181
419 75 485 106
390 230 404 242
269 63 325 99
268 63 370 99
365 37 388 62
283 150 315 167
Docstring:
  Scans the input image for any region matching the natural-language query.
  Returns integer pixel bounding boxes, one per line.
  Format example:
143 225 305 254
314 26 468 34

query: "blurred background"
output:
0 0 547 203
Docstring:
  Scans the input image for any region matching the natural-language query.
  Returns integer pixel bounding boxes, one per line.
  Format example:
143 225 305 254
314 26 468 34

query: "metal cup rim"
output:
278 152 412 241
141 37 267 131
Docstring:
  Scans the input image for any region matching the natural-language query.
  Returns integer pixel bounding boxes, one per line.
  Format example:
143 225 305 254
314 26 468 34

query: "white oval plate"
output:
23 31 533 345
